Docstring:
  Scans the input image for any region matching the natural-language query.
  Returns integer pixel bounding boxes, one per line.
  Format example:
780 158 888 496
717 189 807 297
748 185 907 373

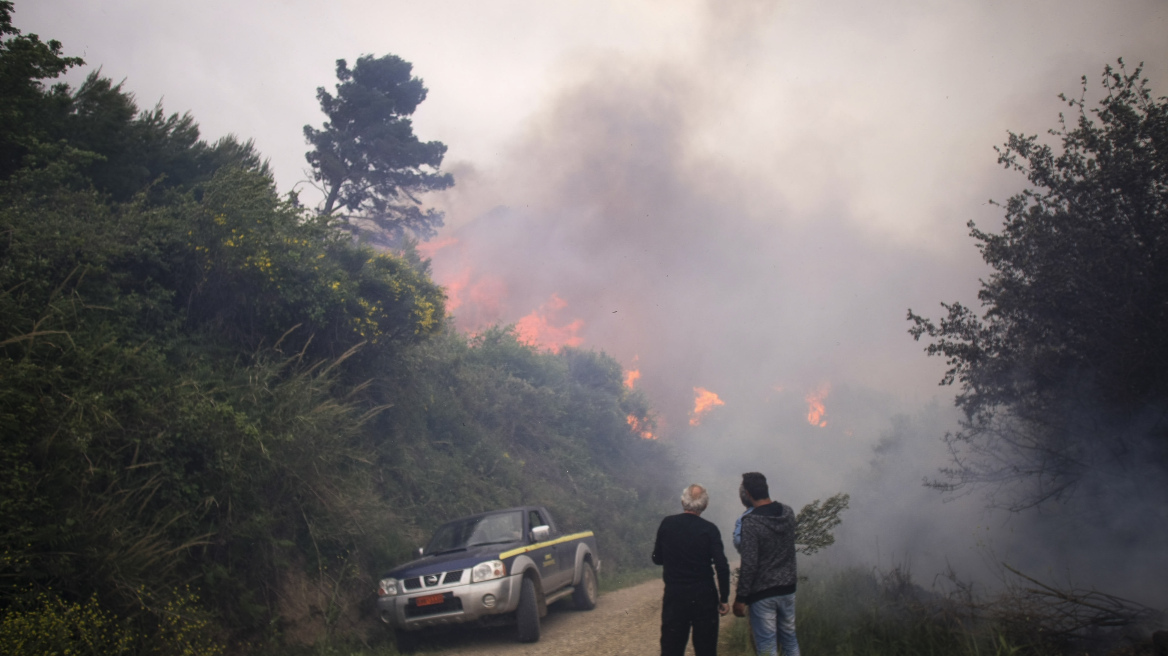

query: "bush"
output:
0 589 224 656
721 567 1042 656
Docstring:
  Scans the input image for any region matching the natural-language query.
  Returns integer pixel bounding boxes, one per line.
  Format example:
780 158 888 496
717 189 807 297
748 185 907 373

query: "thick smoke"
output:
426 56 984 427
419 2 1168 610
423 44 984 559
827 401 1168 610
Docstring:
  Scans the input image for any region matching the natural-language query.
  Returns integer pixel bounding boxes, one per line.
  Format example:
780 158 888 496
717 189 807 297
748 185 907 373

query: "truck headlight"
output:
471 560 506 582
378 577 399 597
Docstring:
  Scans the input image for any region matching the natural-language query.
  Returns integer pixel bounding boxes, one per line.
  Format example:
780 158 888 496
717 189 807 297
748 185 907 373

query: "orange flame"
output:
441 270 507 334
466 276 506 323
627 414 656 439
443 268 472 312
515 293 584 352
689 387 725 426
805 384 829 427
624 355 641 389
416 237 458 259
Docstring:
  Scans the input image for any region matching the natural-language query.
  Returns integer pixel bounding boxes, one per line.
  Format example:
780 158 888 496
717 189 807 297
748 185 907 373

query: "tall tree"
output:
1 0 266 200
0 0 82 178
908 61 1168 510
304 54 453 247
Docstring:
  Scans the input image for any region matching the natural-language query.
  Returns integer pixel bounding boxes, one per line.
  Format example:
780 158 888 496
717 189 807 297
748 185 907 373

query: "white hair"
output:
680 484 709 513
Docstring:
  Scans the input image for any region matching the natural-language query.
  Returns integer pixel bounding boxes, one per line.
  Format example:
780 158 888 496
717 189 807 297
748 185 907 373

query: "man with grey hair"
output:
652 484 731 656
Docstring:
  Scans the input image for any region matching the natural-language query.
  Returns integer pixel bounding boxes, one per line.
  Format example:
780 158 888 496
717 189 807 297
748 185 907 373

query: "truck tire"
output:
394 628 418 654
572 561 598 610
516 576 541 643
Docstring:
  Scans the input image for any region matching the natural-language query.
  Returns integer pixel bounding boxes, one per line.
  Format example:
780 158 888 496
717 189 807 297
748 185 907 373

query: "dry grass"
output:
718 564 1166 656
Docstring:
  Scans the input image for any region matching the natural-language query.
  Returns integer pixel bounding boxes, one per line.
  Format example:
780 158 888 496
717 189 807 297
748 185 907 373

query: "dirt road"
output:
418 577 740 655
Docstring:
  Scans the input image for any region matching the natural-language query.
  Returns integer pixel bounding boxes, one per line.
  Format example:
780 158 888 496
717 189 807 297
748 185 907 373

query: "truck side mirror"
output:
530 525 550 542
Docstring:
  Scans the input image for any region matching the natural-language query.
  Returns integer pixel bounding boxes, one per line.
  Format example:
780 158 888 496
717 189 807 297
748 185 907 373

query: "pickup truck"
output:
377 506 600 650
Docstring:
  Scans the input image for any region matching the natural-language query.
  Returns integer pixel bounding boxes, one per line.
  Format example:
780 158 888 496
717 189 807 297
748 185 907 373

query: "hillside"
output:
0 6 678 652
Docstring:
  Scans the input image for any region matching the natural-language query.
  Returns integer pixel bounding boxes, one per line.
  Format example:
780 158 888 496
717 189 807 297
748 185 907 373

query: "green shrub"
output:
720 567 1041 656
0 589 224 656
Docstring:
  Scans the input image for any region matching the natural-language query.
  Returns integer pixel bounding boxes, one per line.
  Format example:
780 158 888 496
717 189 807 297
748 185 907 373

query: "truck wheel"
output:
572 561 598 610
516 576 541 643
394 629 418 654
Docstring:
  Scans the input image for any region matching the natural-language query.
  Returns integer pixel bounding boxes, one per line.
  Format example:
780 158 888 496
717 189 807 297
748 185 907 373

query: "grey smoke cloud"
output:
418 2 1168 606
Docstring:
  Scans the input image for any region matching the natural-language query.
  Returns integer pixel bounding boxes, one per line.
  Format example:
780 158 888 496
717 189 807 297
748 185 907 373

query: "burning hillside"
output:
515 293 583 352
806 384 830 427
690 387 725 426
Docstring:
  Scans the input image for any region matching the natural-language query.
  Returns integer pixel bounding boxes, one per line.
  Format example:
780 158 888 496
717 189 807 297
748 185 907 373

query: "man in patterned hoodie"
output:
732 472 801 656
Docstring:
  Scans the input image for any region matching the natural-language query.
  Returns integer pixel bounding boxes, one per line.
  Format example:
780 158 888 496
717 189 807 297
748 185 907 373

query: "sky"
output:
16 0 1168 604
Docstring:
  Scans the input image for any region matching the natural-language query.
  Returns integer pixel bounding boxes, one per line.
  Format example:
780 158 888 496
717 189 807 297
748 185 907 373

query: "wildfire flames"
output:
441 270 508 331
515 293 584 352
420 232 587 351
805 384 829 427
624 368 641 389
420 238 510 332
442 268 471 311
689 387 725 426
415 236 458 259
627 414 655 439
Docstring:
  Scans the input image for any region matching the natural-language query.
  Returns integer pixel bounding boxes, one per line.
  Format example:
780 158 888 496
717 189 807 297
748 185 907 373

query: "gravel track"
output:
417 577 739 656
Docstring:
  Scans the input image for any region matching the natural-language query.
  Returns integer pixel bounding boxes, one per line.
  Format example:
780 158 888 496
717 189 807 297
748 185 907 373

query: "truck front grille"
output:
402 569 465 591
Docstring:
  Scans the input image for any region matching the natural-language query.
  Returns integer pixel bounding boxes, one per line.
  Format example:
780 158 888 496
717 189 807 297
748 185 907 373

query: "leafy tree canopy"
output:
908 61 1168 510
795 493 850 556
62 72 270 201
304 54 453 247
0 0 82 178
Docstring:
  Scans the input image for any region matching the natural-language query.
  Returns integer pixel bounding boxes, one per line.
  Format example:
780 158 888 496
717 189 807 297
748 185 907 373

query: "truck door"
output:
527 509 567 589
540 509 580 588
553 522 579 586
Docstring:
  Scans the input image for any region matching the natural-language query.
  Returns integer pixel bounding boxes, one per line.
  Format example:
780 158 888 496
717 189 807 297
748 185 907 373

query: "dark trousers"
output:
661 587 719 656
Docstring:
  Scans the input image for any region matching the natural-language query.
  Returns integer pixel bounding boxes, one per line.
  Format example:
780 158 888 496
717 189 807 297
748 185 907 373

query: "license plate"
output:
415 593 444 607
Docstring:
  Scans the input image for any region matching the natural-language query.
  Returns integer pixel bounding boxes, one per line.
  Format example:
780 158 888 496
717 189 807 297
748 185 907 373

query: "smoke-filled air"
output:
6 0 1168 653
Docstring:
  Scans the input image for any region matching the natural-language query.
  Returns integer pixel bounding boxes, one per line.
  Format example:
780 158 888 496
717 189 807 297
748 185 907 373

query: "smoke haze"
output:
19 0 1168 607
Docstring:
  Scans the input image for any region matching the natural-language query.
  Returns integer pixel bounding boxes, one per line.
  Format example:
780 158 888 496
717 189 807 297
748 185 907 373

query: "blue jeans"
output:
748 593 800 656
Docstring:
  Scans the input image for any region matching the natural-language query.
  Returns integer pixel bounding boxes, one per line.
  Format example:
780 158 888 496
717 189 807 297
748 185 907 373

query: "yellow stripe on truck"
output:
499 531 594 560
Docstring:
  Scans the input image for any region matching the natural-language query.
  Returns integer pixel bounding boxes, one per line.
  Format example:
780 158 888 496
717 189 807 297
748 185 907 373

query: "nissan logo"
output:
425 574 439 586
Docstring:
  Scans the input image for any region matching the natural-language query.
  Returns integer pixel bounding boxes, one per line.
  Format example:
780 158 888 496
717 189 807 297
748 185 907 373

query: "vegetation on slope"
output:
0 4 677 652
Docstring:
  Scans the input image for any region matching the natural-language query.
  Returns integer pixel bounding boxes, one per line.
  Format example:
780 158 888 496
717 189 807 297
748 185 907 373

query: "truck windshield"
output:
427 511 524 554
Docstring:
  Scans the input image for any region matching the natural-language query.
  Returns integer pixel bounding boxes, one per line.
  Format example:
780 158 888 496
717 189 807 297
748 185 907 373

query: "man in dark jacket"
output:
732 472 801 656
652 484 731 656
